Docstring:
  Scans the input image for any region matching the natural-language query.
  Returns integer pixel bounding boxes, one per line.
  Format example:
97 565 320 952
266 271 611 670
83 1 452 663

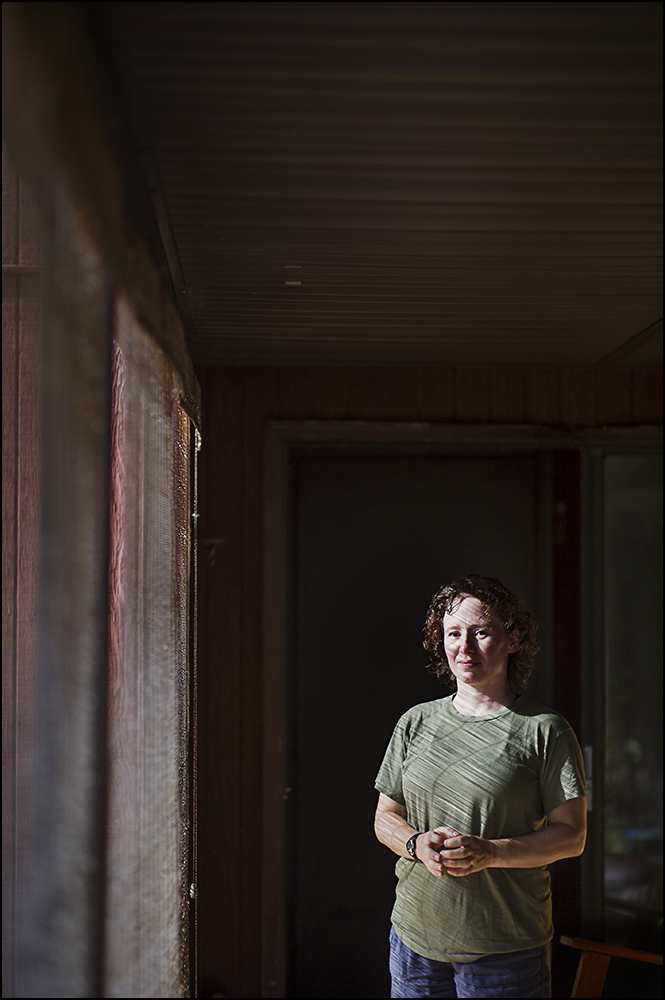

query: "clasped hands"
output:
416 826 495 878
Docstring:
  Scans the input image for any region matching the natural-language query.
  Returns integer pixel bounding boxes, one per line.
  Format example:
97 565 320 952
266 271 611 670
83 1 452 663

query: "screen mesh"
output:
106 297 192 997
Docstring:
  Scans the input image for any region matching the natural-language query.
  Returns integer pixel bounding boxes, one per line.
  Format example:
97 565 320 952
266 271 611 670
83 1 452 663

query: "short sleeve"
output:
540 725 587 815
374 712 410 806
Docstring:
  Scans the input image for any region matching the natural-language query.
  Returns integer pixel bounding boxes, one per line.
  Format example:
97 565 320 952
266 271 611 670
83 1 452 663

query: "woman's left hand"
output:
433 826 496 876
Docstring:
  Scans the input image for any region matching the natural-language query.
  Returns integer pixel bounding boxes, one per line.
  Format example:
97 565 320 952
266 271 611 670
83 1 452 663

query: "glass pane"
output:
604 454 663 953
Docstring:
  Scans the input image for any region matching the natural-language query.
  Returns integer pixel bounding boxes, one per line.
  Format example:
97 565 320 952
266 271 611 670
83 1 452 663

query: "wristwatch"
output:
405 833 421 861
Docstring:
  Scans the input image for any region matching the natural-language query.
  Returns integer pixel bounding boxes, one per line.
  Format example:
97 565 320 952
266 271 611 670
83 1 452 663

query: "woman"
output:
374 575 586 999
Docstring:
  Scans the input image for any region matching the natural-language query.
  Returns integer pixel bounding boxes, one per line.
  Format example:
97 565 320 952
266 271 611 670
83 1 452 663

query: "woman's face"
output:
442 595 520 692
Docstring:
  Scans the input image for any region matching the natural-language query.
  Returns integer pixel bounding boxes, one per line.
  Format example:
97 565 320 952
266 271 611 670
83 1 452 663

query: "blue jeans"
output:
389 926 551 998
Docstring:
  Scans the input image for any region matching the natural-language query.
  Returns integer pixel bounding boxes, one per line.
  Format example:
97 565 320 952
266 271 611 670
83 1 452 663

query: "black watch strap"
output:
405 833 421 861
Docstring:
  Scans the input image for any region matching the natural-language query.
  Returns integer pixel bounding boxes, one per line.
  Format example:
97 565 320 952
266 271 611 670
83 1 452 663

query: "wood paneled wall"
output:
2 148 41 999
195 364 662 998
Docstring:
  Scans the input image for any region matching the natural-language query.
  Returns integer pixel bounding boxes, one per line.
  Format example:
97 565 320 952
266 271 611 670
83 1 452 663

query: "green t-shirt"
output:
374 694 586 962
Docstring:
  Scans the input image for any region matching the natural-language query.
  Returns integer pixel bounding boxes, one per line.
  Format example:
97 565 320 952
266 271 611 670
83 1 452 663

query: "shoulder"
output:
376 697 451 786
396 696 452 728
509 696 584 758
510 695 575 735
388 696 452 742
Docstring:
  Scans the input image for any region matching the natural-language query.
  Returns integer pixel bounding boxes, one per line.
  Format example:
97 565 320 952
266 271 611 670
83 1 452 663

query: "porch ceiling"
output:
94 1 662 368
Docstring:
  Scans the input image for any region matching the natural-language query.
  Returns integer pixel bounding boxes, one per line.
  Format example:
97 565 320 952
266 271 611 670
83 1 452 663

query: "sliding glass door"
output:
603 454 663 950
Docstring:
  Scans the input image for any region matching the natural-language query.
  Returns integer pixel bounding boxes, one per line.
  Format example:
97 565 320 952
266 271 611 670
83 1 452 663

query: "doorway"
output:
287 446 552 997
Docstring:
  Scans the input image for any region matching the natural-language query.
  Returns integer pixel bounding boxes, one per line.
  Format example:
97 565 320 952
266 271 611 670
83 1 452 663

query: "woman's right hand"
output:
415 827 463 878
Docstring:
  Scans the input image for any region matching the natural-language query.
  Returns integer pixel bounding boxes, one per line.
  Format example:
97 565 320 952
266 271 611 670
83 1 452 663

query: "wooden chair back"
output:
560 935 663 998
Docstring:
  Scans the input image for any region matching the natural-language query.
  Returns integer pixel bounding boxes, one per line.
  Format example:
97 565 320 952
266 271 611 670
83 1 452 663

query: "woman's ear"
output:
508 629 521 653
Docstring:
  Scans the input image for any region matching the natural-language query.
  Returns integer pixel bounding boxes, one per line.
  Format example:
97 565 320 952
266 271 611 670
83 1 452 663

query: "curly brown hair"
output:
423 574 539 693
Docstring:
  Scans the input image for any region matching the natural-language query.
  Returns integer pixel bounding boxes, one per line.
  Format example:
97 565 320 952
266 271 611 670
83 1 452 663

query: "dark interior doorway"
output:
287 451 553 998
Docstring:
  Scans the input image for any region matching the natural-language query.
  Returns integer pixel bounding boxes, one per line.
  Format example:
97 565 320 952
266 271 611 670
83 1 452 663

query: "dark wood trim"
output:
550 449 584 998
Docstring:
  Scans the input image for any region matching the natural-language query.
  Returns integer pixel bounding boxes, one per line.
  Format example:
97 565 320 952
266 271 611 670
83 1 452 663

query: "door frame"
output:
261 420 661 997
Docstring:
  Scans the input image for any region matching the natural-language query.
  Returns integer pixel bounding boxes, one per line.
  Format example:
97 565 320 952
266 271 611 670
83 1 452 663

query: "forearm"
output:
487 820 586 869
439 799 587 876
374 805 418 861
